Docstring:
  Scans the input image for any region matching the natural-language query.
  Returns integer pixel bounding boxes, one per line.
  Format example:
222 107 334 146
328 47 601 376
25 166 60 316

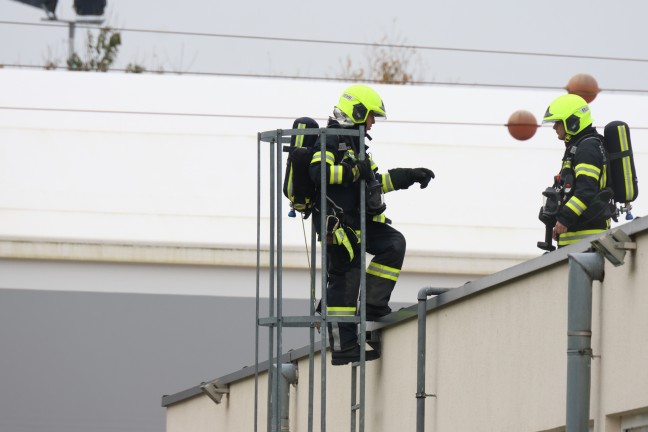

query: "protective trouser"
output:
327 222 406 352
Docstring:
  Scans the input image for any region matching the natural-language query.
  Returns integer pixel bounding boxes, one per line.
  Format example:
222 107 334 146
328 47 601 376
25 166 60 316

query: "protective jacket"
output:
556 125 611 247
308 118 396 228
308 117 405 354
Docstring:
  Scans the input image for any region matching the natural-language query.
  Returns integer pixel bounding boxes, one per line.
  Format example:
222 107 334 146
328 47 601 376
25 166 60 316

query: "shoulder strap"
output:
572 135 608 163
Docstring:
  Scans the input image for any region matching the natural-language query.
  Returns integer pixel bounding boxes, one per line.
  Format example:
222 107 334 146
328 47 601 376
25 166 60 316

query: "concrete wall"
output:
164 217 648 431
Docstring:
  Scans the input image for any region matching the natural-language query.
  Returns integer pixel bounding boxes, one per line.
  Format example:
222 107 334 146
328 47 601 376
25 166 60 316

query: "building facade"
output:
163 218 648 432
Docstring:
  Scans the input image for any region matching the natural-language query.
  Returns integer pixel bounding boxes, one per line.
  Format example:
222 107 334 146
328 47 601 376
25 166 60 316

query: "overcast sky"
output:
2 0 648 92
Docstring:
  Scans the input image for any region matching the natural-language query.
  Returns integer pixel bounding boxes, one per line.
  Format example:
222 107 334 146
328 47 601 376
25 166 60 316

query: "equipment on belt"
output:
537 187 561 251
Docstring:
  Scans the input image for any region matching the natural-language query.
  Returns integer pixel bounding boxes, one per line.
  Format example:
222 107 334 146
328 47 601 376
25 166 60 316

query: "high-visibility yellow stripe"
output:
382 173 395 192
328 307 356 316
310 151 336 165
329 166 344 184
574 163 600 180
295 123 306 148
372 214 386 223
618 124 635 200
351 165 360 181
558 229 607 246
565 196 587 216
367 262 400 282
333 227 354 261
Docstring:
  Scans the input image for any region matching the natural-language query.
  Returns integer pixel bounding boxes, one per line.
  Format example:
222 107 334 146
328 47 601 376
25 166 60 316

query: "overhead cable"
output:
3 19 648 64
2 105 648 130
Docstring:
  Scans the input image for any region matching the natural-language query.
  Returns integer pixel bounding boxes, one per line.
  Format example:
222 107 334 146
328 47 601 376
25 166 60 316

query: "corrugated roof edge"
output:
161 215 648 407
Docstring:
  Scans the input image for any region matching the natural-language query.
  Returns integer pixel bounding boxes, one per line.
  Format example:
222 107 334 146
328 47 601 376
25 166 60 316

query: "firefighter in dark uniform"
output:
309 84 435 365
542 93 612 247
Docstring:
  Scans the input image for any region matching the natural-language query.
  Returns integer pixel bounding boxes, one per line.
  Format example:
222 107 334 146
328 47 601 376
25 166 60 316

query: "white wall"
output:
1 69 647 273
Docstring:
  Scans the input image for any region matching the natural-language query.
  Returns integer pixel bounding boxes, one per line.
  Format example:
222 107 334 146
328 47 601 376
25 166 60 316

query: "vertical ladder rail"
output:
308 220 317 432
358 126 367 432
350 364 359 431
319 129 329 432
267 135 277 432
274 131 284 432
254 134 262 432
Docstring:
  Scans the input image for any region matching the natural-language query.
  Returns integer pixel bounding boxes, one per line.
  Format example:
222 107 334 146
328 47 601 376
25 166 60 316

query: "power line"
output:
2 105 648 130
0 62 564 90
3 20 648 93
0 105 506 126
3 19 648 64
4 63 648 95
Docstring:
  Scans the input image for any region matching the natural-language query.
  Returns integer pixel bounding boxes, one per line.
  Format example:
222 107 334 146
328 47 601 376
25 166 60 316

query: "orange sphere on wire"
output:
565 73 600 103
507 110 538 141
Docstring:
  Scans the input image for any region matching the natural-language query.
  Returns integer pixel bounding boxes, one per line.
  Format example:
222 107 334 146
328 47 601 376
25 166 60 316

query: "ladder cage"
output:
255 125 370 432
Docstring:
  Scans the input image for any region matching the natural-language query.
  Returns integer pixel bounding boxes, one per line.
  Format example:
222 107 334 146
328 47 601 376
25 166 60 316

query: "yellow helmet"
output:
334 84 387 125
543 93 593 135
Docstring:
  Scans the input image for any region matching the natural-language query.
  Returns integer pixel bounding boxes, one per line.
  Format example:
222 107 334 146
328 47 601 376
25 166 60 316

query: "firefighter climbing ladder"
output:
255 126 371 432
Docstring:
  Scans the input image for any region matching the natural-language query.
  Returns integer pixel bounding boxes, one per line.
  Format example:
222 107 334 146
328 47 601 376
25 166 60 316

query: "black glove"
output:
410 168 435 189
388 168 414 190
388 167 435 190
356 158 374 181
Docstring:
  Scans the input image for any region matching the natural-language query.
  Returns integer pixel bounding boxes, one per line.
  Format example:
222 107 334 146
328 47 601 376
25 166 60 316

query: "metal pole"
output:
358 126 367 432
319 129 328 432
308 218 316 432
351 365 358 431
566 253 604 432
416 287 451 432
68 21 75 63
267 137 277 432
254 134 262 432
275 132 284 432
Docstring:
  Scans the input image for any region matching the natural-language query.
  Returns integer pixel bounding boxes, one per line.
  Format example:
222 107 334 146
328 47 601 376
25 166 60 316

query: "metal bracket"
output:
200 380 230 404
590 229 637 267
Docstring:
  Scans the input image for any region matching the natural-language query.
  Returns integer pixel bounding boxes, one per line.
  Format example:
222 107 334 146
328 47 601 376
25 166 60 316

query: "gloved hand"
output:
388 168 414 190
388 168 435 190
355 158 374 181
410 168 435 189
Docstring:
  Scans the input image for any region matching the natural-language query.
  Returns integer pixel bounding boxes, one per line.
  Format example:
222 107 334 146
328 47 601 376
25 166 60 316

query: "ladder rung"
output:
258 316 318 327
328 316 361 323
258 315 361 327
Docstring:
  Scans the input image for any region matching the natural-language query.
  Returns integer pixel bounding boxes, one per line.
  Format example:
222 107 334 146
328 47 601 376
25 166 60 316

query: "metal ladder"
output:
255 125 371 432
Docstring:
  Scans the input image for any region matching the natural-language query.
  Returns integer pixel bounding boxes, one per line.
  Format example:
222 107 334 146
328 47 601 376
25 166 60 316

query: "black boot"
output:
331 345 380 366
